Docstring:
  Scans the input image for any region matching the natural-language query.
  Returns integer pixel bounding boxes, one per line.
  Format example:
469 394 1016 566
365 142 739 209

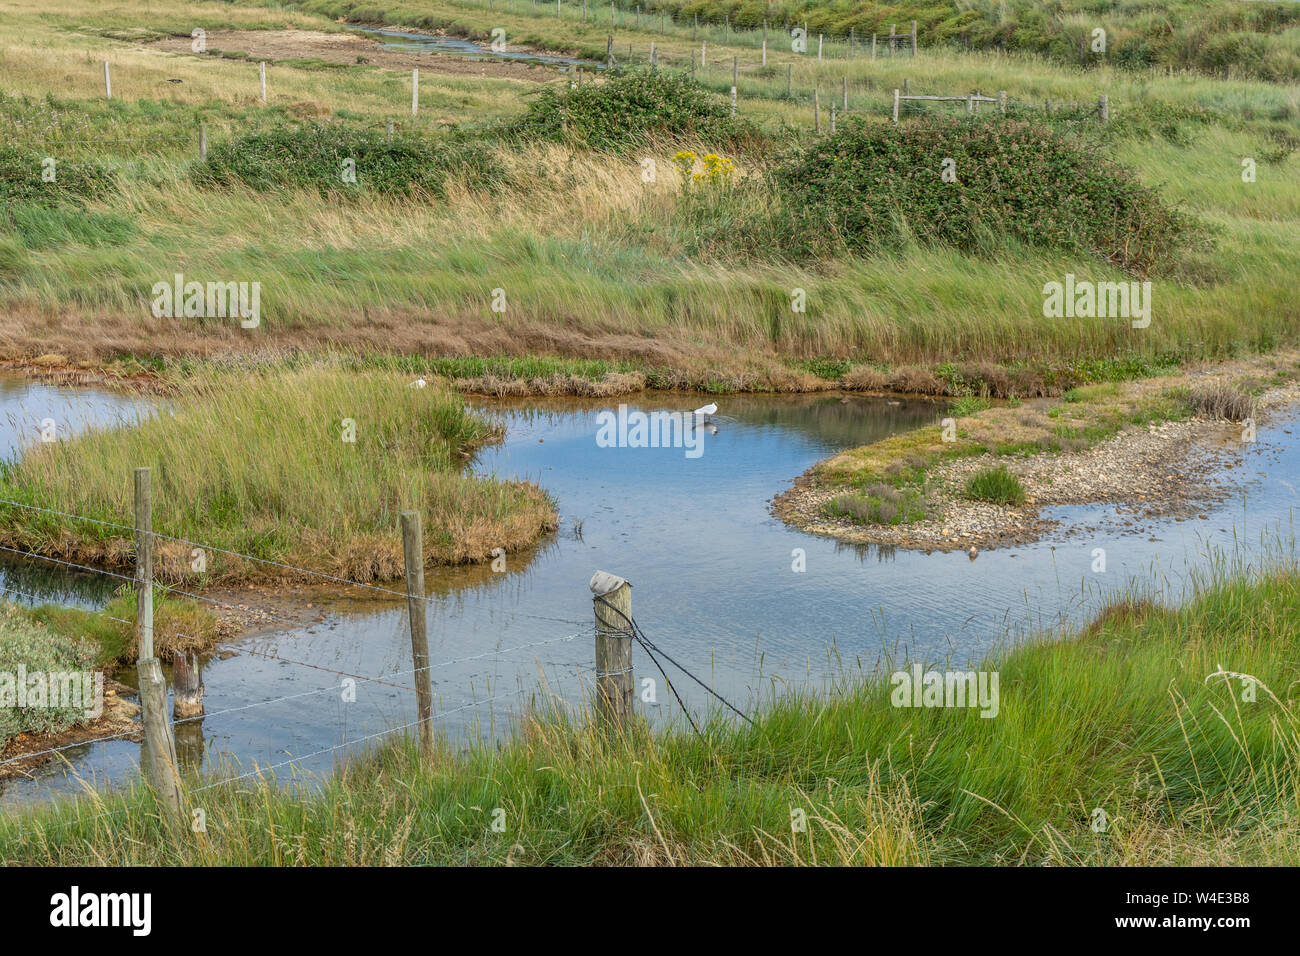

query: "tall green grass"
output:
3 563 1298 864
0 366 557 584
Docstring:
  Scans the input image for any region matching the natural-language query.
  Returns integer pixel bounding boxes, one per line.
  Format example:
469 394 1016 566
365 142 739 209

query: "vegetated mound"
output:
0 368 557 585
515 68 760 151
774 117 1200 276
0 143 114 206
192 123 506 197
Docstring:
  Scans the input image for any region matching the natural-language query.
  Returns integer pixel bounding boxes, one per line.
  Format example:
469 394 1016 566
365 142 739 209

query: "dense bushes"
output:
194 124 507 197
514 68 760 150
0 144 114 206
769 117 1198 275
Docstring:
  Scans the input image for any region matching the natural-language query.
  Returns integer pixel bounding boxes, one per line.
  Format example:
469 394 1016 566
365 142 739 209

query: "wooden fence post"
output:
892 88 900 123
889 23 895 57
829 103 836 134
814 88 820 132
401 511 434 757
817 33 822 60
762 38 767 66
911 19 918 56
172 651 204 720
386 117 394 142
1098 93 1109 122
998 90 1007 113
730 56 737 115
134 468 183 832
607 34 613 67
591 571 633 732
259 61 266 104
411 68 419 117
103 61 111 100
842 75 848 111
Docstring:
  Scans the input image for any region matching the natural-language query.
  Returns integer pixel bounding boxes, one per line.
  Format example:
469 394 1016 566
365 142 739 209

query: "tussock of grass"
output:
964 464 1027 506
1189 384 1257 422
0 366 557 585
4 565 1300 864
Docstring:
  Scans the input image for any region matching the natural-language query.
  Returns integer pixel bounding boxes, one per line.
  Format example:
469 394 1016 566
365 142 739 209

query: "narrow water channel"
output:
1 378 1295 806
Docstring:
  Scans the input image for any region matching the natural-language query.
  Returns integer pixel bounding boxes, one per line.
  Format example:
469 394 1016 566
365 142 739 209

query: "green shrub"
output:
515 68 760 151
773 117 1200 276
0 144 115 207
194 123 506 198
964 465 1027 506
0 603 98 748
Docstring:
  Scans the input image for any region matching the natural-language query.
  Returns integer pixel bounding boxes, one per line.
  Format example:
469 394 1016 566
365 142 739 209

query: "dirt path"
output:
148 28 562 83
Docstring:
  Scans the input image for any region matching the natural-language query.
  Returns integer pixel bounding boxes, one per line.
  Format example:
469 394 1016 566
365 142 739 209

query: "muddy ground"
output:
148 28 564 83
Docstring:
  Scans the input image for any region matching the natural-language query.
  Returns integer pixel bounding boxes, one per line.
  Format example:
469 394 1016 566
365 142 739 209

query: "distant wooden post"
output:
386 117 394 142
401 511 434 756
591 571 633 731
850 26 855 57
730 84 737 116
829 103 836 134
998 90 1007 113
259 61 266 103
610 1 614 27
172 651 204 720
607 34 613 67
701 40 706 68
892 88 900 123
966 93 974 115
889 23 895 57
817 33 822 60
134 468 183 831
762 38 767 66
842 75 848 111
556 0 561 18
903 77 910 95
1098 93 1109 122
786 63 792 97
814 88 820 132
911 20 918 56
732 55 738 87
103 61 111 100
411 68 419 117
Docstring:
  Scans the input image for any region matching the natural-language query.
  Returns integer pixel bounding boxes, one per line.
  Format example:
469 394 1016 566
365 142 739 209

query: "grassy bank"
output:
3 561 1298 865
0 0 1296 390
0 366 557 584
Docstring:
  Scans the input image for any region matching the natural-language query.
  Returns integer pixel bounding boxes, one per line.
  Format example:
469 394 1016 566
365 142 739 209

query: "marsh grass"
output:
4 564 1299 865
965 464 1027 505
0 366 557 584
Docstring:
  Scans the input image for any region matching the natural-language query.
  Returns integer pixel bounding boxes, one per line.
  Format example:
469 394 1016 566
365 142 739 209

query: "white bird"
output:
694 402 718 423
409 378 427 389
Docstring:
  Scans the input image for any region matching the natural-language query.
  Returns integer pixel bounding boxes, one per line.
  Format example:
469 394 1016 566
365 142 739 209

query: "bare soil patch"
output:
148 28 558 83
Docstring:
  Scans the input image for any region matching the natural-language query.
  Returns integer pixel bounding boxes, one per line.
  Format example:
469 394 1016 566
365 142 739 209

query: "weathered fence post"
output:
259 61 266 103
813 88 820 132
607 34 613 67
1098 93 1109 122
172 651 204 720
911 19 918 56
386 117 394 142
134 468 183 832
903 77 910 95
401 511 434 757
842 75 848 111
892 88 900 123
591 571 633 731
889 23 895 57
762 38 767 66
829 103 836 134
998 90 1007 113
411 68 419 117
701 40 706 68
103 61 111 100
817 33 823 60
730 57 738 115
